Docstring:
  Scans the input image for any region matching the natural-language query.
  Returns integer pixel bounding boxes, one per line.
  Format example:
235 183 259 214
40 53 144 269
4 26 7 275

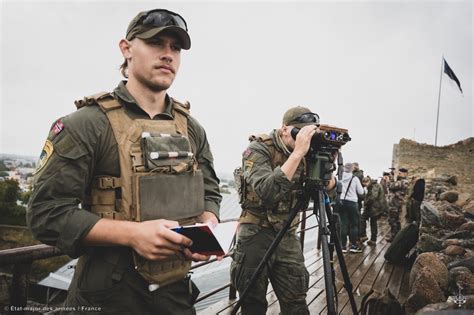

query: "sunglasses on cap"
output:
289 113 320 126
139 9 188 31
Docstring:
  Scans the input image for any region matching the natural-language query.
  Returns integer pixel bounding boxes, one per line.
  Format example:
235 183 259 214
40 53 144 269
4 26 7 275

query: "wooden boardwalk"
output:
199 217 411 315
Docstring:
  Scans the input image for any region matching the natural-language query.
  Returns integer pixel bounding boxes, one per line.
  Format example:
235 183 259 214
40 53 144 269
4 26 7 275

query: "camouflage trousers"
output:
63 247 199 315
230 223 310 315
388 206 401 239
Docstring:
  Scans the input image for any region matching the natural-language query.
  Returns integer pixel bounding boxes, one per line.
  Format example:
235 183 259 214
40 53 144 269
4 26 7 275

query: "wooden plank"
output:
312 219 392 314
387 264 405 298
308 244 377 314
398 266 412 304
338 242 390 315
319 241 384 314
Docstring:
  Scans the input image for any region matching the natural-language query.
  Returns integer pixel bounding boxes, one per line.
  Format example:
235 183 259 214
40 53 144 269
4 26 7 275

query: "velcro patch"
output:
33 140 54 175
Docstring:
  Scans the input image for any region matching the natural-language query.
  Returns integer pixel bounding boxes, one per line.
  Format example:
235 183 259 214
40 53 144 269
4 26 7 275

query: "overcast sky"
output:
1 0 472 179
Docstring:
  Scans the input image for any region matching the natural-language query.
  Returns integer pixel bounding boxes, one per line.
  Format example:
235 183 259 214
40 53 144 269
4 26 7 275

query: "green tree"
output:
0 179 20 203
0 179 26 225
0 160 8 171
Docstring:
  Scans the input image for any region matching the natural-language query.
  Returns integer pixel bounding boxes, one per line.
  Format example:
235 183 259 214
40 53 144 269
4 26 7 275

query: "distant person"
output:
379 171 391 216
340 162 364 253
231 106 335 314
380 172 391 196
27 9 222 314
352 162 366 242
361 177 385 245
387 168 409 242
406 175 425 226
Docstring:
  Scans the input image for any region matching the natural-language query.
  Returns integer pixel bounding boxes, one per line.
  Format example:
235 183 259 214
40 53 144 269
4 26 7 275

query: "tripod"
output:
231 149 358 315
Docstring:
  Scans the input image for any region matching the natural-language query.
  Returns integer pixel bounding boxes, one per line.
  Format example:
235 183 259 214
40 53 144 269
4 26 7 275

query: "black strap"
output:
343 175 355 200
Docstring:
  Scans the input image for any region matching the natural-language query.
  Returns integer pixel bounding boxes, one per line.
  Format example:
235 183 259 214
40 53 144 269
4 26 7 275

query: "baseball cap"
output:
126 9 191 50
282 106 319 128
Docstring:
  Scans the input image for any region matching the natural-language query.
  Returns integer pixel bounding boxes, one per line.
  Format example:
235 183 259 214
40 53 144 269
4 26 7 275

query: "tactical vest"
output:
75 92 204 287
235 133 306 231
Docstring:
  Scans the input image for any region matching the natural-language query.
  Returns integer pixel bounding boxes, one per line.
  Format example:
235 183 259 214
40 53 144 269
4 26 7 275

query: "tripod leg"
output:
325 196 358 314
317 191 337 314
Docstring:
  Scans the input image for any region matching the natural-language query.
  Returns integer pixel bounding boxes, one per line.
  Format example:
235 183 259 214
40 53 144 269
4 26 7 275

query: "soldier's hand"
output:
182 248 211 262
130 219 193 261
197 211 224 261
293 125 317 158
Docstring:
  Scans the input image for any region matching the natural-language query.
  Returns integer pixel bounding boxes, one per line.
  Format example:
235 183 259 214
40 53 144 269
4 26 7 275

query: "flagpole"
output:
434 56 444 146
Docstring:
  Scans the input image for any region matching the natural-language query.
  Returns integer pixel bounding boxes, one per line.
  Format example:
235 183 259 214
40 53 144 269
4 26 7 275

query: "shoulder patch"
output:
51 119 64 135
243 148 253 158
34 140 54 175
244 160 254 172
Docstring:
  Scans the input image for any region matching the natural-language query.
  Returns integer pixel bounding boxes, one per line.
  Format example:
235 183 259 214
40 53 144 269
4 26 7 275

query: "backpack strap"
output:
248 134 285 168
171 97 190 137
74 92 121 112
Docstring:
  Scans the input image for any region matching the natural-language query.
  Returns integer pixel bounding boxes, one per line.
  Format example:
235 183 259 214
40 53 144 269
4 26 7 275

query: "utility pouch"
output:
134 171 204 222
233 167 245 204
141 132 194 172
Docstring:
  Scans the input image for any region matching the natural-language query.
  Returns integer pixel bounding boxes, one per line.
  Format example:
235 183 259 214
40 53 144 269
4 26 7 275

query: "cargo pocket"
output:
77 255 126 310
278 266 310 302
230 250 245 289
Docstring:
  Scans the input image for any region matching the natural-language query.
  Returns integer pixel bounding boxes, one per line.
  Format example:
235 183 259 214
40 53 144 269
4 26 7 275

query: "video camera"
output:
290 124 351 150
291 124 351 187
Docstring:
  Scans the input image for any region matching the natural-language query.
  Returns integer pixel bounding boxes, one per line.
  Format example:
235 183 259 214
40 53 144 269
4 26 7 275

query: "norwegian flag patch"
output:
52 119 64 135
243 148 252 158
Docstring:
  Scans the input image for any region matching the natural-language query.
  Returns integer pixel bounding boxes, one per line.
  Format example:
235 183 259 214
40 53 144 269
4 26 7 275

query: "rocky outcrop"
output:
391 138 474 313
407 173 474 313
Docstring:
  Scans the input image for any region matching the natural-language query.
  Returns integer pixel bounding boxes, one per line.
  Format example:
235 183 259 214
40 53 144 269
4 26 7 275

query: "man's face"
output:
398 171 408 179
123 33 182 91
353 164 359 171
281 125 296 150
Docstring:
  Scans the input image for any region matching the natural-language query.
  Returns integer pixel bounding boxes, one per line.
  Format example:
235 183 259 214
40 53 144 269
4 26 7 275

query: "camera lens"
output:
290 127 300 140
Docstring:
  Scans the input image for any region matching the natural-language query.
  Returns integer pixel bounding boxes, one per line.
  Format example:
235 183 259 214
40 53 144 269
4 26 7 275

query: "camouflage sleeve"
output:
27 108 107 258
389 180 404 191
365 187 376 207
187 116 222 219
243 141 293 205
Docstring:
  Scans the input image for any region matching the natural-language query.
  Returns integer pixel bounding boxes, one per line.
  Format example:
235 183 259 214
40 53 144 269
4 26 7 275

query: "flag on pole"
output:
443 58 463 94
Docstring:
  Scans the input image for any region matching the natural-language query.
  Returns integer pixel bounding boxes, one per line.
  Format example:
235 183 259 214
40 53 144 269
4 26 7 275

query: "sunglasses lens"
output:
142 10 188 31
296 113 320 124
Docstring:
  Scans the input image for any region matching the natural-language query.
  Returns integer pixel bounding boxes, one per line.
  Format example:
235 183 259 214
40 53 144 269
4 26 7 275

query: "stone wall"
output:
392 138 474 195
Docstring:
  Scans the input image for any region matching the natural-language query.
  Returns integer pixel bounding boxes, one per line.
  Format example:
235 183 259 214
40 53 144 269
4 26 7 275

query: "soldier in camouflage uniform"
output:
361 177 385 245
379 172 391 216
231 106 335 315
27 9 222 315
386 168 409 242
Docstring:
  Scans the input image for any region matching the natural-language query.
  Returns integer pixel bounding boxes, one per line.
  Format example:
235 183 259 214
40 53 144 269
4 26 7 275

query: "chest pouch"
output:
134 133 204 222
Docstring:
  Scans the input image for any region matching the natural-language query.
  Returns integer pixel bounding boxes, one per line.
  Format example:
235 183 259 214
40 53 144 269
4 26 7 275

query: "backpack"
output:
360 288 403 315
384 222 419 265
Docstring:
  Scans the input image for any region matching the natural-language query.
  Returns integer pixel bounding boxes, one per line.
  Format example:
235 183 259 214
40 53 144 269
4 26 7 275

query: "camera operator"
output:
231 106 335 315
